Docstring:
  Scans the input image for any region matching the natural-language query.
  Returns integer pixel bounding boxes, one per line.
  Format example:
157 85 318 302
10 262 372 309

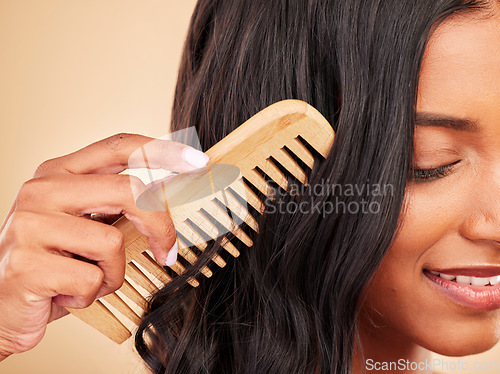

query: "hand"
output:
0 133 209 360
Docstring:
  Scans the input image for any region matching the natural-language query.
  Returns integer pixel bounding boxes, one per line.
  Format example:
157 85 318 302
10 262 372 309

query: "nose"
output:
460 211 500 245
459 165 500 246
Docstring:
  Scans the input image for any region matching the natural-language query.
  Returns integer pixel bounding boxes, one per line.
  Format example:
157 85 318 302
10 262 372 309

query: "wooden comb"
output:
67 99 335 343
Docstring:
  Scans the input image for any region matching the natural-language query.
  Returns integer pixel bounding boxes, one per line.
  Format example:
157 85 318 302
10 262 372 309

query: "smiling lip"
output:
430 267 500 278
424 269 500 312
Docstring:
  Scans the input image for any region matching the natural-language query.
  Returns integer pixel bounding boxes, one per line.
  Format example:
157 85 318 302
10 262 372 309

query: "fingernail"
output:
165 242 178 266
182 147 209 168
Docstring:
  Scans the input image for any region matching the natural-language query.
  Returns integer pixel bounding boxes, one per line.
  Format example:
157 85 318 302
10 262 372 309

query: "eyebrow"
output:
415 113 480 133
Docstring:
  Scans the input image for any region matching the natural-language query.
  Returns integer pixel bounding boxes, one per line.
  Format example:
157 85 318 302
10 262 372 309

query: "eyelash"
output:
412 160 461 183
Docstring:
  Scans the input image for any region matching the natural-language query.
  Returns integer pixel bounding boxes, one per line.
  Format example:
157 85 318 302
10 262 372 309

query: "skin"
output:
354 5 500 374
0 133 207 360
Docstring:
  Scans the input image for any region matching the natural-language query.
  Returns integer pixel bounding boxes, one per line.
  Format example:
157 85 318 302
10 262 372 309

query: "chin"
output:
426 340 498 357
416 317 500 357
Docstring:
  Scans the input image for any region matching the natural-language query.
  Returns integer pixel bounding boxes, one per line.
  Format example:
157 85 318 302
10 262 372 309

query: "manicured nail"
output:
165 242 178 266
182 147 209 168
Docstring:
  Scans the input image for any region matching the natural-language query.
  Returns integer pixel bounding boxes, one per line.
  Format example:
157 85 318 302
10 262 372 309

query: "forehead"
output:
416 9 500 121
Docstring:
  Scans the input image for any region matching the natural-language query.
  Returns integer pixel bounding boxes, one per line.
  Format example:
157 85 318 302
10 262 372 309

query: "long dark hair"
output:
135 1 492 373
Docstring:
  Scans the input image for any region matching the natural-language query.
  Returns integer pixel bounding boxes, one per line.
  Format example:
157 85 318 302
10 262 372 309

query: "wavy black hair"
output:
135 0 493 373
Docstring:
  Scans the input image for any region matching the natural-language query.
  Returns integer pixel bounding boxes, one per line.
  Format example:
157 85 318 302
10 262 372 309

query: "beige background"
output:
0 1 498 373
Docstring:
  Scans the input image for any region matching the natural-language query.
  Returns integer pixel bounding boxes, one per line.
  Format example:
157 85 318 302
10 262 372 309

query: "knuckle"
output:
81 267 104 297
17 179 39 203
160 139 183 155
126 174 144 191
16 177 52 209
3 247 31 280
68 289 98 309
104 226 124 253
105 133 135 152
122 174 146 202
33 159 58 178
5 211 33 246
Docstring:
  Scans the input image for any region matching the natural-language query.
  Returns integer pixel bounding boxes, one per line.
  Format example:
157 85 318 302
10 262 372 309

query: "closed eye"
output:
412 160 461 183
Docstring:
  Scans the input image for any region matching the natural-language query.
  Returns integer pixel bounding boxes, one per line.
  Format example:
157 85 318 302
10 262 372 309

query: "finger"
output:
16 174 176 265
34 133 209 178
144 174 177 194
9 248 104 309
12 210 126 297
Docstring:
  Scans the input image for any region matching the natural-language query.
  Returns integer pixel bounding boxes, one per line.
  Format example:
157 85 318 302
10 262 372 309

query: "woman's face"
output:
360 8 500 356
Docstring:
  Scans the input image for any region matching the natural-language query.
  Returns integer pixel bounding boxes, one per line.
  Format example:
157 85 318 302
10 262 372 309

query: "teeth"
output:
428 270 500 286
455 276 472 285
471 276 491 286
490 275 500 286
440 274 456 281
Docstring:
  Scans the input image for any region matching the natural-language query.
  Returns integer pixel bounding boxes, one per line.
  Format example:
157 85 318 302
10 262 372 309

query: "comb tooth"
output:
287 137 314 169
220 236 240 257
244 169 272 197
177 219 211 249
178 236 226 269
177 221 227 268
190 210 225 243
164 239 212 283
102 292 141 326
135 251 172 284
192 209 252 251
119 279 147 310
187 278 200 287
177 223 207 251
143 249 210 283
232 178 265 215
273 147 307 184
186 217 240 258
204 200 253 247
298 132 332 158
166 259 187 278
217 190 259 233
175 237 201 265
130 253 201 290
126 262 158 294
211 254 227 268
260 158 288 192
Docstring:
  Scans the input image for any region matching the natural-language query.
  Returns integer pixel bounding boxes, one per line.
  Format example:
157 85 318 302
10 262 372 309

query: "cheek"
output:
359 202 447 342
377 185 463 276
359 190 456 340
